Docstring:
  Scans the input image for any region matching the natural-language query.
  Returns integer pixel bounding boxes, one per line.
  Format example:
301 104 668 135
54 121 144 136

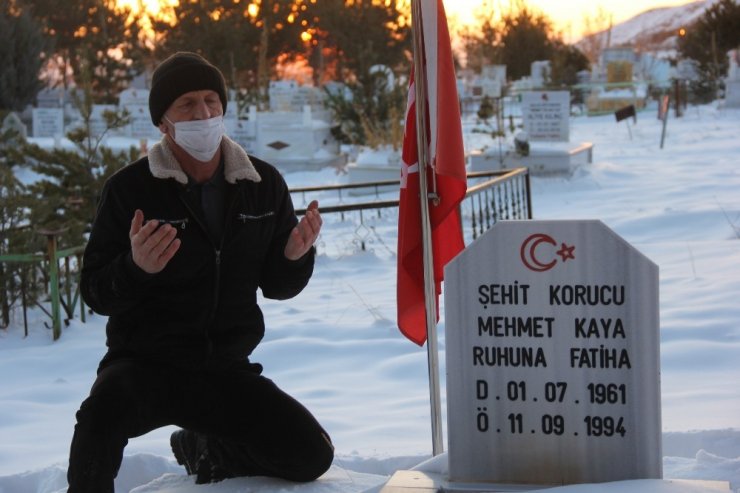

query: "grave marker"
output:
521 91 570 142
445 220 661 486
2 112 27 141
659 95 670 150
615 104 636 140
32 108 64 138
90 104 117 137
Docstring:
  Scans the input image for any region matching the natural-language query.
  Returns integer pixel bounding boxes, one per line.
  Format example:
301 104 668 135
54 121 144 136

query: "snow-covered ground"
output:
1 102 739 492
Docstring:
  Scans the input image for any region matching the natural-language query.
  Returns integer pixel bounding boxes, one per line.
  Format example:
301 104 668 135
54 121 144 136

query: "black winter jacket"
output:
81 136 314 371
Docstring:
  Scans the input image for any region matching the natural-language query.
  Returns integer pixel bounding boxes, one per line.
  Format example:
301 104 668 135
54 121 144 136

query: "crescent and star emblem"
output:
520 233 576 272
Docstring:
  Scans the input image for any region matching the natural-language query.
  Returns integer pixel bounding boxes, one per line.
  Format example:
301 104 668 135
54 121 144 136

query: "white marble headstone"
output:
445 220 661 486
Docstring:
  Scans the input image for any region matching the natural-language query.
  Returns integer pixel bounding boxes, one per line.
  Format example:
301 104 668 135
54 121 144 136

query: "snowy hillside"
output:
578 0 721 51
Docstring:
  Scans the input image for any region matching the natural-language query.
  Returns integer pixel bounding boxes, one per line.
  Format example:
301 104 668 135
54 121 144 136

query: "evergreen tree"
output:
498 2 558 81
24 0 146 102
678 0 740 101
460 1 561 83
151 0 305 96
303 0 411 83
460 2 501 73
324 68 406 150
0 0 48 111
17 64 137 249
550 43 590 87
477 95 495 124
0 128 40 328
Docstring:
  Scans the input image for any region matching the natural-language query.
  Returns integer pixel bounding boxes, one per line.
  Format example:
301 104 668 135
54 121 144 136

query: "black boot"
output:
170 429 230 484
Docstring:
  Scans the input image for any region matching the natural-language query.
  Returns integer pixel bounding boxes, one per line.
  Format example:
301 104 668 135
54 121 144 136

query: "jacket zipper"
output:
177 195 219 365
179 186 241 366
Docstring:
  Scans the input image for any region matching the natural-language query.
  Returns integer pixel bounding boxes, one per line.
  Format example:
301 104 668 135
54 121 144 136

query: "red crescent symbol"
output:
520 233 557 272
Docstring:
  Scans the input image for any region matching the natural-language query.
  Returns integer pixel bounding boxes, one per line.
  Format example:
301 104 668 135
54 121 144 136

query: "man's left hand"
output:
284 200 322 260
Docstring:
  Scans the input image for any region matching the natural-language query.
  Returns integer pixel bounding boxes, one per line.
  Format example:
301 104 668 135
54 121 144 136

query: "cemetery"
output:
1 1 740 492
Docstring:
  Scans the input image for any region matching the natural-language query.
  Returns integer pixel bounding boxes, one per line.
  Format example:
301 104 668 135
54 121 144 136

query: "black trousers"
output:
67 357 334 492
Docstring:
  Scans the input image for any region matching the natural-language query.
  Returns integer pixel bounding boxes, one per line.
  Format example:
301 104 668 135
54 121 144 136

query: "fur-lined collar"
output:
148 135 262 185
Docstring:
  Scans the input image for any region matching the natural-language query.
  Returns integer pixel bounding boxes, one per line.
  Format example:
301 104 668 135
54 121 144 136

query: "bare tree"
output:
579 7 613 66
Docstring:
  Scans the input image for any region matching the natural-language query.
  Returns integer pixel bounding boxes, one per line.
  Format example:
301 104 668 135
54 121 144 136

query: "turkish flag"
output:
397 0 467 346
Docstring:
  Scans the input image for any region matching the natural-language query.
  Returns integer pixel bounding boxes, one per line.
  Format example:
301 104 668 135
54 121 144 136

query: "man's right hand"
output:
129 209 181 274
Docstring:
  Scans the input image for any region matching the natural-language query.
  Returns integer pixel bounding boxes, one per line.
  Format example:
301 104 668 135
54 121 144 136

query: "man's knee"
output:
75 394 122 430
287 431 334 482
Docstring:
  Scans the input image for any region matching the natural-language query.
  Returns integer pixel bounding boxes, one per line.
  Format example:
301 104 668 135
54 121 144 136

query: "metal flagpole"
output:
411 0 444 456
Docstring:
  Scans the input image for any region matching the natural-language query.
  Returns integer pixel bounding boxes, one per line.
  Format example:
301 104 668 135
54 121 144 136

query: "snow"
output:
1 102 740 492
577 0 722 51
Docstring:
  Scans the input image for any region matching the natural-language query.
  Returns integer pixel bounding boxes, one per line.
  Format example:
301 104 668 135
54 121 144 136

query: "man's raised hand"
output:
129 209 181 274
284 200 322 261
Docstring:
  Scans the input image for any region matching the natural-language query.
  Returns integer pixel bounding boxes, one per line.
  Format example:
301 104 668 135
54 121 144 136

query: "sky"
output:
1 99 740 492
116 0 700 43
444 0 700 41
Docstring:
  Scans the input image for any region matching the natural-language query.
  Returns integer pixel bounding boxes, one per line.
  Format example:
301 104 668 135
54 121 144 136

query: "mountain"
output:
577 0 721 53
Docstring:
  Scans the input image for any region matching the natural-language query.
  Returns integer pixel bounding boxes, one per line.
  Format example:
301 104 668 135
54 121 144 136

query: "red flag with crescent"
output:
397 0 467 346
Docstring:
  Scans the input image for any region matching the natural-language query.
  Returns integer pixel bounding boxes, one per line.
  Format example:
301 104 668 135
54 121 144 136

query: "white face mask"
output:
166 115 225 162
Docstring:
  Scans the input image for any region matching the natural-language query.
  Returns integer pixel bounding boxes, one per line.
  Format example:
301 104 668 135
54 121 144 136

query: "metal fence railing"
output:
0 168 531 338
0 231 86 340
292 167 532 250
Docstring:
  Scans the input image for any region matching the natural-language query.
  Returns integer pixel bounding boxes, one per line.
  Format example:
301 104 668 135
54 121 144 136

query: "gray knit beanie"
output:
149 52 228 126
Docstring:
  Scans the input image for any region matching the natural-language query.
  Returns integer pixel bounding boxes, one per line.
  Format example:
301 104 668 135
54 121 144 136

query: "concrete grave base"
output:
379 470 732 493
468 142 593 175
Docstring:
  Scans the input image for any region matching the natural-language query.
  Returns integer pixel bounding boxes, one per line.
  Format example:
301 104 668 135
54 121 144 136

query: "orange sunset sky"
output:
446 0 698 41
117 0 699 42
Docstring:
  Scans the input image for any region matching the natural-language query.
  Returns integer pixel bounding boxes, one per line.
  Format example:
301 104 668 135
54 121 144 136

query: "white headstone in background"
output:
120 89 158 139
129 73 148 90
480 80 502 99
36 88 64 108
32 108 64 137
2 112 27 140
119 88 150 108
482 65 507 84
89 104 117 137
725 50 740 108
224 101 239 120
269 80 298 112
522 91 570 142
445 220 661 486
531 60 551 88
224 102 255 152
128 105 160 140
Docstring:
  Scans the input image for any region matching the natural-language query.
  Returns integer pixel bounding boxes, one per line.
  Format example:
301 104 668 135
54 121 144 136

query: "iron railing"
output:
0 168 530 338
291 167 532 249
0 233 86 340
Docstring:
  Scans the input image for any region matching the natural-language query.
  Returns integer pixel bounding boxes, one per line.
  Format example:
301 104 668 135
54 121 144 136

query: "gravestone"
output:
725 49 740 108
607 61 633 84
90 104 117 137
36 88 64 108
269 80 298 112
2 112 28 141
472 91 591 175
129 106 160 140
225 104 257 153
119 88 149 108
521 91 570 142
445 220 661 486
482 65 506 83
479 65 507 99
32 108 64 138
65 104 117 138
120 88 158 139
530 60 551 89
129 73 148 90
